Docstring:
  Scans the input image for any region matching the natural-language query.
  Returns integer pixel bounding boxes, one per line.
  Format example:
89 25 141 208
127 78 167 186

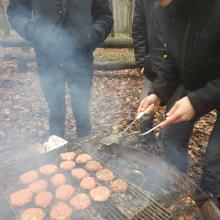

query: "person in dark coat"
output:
132 0 165 146
139 0 220 198
7 0 113 138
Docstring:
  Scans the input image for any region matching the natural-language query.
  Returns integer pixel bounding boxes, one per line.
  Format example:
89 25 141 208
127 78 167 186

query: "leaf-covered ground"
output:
0 47 216 184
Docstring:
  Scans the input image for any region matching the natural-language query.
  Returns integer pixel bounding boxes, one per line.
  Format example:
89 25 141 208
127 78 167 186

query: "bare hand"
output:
138 94 161 114
160 96 196 127
141 68 144 74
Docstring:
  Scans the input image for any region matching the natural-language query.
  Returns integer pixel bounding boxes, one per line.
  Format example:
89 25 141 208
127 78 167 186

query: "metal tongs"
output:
121 104 163 137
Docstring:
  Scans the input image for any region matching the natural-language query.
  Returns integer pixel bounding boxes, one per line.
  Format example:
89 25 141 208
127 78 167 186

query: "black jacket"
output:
132 0 165 81
7 0 113 58
153 0 220 116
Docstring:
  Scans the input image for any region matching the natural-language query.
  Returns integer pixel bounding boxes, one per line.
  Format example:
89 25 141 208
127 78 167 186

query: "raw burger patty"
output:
35 191 53 208
60 152 76 161
50 202 72 220
39 164 58 176
50 173 66 187
60 161 75 171
96 168 114 182
70 193 91 210
75 153 92 164
80 177 96 190
71 168 88 181
19 170 38 185
28 179 48 194
85 160 103 172
21 208 45 220
90 186 110 202
110 179 128 192
56 184 75 201
10 189 33 207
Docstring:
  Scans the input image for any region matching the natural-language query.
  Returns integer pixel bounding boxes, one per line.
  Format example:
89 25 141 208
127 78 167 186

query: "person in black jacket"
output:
132 0 165 146
7 0 113 138
139 0 220 197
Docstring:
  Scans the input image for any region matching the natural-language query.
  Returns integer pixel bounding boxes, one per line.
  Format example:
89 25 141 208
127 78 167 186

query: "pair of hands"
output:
138 94 196 127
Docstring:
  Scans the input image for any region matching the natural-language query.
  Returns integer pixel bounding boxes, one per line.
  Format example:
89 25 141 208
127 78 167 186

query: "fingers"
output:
138 98 150 113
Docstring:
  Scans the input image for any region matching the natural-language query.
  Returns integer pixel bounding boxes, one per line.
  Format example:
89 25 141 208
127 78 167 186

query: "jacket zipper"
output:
180 20 191 75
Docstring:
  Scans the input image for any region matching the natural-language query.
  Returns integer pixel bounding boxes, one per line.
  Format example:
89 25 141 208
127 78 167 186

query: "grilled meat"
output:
60 161 76 171
49 202 72 220
19 170 39 185
75 153 93 164
28 180 48 194
70 193 91 210
89 186 110 202
21 208 45 220
60 152 76 161
110 179 128 193
50 173 66 187
56 184 75 201
85 160 103 172
39 164 58 176
35 191 53 208
71 168 89 181
10 189 33 207
80 176 96 190
96 168 114 182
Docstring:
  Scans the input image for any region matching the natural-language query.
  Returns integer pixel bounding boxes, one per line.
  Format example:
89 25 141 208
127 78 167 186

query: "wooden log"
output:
0 36 133 48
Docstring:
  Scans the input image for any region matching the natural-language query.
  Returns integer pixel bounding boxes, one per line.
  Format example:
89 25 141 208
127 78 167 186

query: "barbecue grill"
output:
0 133 220 220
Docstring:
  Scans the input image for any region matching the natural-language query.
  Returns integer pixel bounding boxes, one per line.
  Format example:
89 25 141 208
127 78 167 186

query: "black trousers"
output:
160 86 220 195
36 53 93 138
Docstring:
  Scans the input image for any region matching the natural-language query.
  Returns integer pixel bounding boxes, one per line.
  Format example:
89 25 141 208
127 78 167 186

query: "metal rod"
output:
141 122 163 137
120 118 139 135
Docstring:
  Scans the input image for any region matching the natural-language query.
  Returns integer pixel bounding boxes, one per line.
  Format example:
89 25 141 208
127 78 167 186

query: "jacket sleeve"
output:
152 52 180 105
7 0 34 40
132 0 148 69
187 78 220 116
90 0 113 48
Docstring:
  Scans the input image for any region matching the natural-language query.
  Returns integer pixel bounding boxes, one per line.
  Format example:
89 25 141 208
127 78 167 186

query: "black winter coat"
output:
7 0 113 59
153 0 220 116
132 0 165 81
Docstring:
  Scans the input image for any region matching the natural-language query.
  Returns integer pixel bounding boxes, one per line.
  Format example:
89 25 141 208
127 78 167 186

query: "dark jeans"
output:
36 54 93 138
160 87 220 195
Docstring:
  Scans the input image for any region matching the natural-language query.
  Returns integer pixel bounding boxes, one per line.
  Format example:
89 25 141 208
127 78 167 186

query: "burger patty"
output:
110 179 128 193
19 170 39 185
28 179 48 194
71 168 88 181
21 208 45 220
75 153 92 164
60 152 76 161
39 164 58 176
69 193 91 210
35 191 53 208
80 177 96 190
96 168 114 182
50 173 66 187
56 184 75 201
49 202 72 220
89 186 110 202
85 160 103 172
60 161 76 171
10 189 33 207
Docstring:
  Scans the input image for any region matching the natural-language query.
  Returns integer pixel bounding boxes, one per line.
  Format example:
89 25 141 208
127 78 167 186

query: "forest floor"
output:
0 47 216 184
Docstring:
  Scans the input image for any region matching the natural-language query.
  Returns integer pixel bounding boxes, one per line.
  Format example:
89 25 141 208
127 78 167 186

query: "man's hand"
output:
138 94 161 114
161 96 196 127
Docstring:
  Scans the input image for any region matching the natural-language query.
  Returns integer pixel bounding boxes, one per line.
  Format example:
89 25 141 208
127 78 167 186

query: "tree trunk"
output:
0 1 10 36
